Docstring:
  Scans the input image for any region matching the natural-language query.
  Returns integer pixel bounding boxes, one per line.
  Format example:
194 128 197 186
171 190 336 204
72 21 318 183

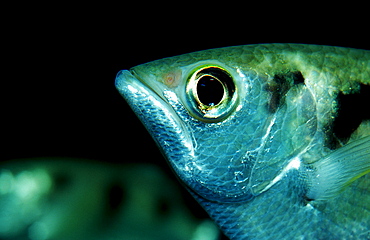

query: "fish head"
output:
116 46 318 203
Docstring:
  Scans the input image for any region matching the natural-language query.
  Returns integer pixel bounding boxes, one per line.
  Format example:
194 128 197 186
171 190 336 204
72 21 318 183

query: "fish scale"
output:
116 44 370 239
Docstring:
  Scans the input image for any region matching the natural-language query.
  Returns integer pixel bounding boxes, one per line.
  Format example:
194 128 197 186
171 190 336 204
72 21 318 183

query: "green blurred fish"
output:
116 44 370 240
0 158 219 240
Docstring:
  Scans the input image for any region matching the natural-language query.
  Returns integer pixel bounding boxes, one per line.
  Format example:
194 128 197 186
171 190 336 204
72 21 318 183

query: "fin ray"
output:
307 135 370 200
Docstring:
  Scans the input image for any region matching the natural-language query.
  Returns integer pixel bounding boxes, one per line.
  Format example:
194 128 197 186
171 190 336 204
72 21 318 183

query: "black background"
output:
3 7 370 170
1 7 369 239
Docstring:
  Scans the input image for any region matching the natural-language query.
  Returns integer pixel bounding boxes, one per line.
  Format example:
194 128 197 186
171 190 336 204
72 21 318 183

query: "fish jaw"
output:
115 70 196 182
115 69 256 203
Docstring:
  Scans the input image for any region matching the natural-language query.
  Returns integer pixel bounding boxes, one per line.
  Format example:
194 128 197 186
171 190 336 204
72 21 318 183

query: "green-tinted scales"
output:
116 44 370 239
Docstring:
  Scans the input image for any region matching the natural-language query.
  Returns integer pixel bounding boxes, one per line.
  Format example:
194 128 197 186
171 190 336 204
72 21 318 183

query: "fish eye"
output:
196 74 225 106
186 66 237 122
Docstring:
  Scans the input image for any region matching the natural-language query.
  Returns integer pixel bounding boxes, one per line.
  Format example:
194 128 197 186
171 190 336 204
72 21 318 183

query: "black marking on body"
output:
105 180 125 216
265 71 305 113
156 196 171 217
52 172 72 192
100 179 127 227
327 83 370 149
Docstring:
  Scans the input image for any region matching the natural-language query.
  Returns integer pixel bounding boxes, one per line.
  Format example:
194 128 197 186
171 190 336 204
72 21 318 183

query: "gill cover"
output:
182 62 319 199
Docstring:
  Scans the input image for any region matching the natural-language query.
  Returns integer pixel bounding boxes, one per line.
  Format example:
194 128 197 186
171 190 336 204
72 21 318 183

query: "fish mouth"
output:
115 69 161 101
115 69 195 170
115 69 173 122
115 70 255 203
115 68 171 109
129 69 160 98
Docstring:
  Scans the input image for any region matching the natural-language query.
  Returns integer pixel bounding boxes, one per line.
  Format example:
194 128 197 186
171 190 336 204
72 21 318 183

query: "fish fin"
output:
307 135 370 201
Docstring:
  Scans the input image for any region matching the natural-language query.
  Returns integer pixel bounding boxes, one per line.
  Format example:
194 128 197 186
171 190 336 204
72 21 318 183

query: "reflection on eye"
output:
197 74 225 107
186 65 237 122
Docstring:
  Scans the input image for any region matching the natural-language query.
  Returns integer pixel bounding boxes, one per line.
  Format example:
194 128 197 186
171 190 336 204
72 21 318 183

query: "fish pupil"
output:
186 66 236 122
196 75 225 106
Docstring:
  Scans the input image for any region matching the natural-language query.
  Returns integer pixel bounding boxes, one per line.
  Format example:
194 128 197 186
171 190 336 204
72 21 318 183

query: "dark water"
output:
2 12 369 240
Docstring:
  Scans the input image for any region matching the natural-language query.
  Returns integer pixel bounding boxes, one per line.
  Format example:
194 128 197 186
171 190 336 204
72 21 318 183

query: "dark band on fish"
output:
326 83 370 149
265 71 305 113
106 181 126 215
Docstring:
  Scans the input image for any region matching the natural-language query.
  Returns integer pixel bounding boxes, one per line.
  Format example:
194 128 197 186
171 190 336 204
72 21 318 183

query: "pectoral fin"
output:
306 135 370 201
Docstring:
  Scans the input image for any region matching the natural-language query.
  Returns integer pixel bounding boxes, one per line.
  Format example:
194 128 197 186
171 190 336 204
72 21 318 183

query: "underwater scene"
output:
3 13 370 240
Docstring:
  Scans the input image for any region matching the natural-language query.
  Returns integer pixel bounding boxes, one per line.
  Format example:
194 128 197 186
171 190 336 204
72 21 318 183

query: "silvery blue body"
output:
116 44 370 239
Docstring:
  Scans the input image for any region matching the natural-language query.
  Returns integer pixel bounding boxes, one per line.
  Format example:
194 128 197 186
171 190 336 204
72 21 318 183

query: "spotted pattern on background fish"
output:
116 44 370 240
0 159 220 240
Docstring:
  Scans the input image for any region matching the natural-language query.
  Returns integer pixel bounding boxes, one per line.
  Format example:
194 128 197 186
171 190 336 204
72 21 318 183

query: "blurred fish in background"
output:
0 158 221 240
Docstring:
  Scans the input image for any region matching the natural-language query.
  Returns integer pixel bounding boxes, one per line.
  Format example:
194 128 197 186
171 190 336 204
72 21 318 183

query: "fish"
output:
115 44 370 240
0 158 219 240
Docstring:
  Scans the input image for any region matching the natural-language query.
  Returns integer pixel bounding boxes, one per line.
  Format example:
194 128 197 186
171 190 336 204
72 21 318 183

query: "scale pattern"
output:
116 44 370 240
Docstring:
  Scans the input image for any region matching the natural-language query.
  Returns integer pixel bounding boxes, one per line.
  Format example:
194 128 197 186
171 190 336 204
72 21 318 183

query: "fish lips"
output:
115 69 195 175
